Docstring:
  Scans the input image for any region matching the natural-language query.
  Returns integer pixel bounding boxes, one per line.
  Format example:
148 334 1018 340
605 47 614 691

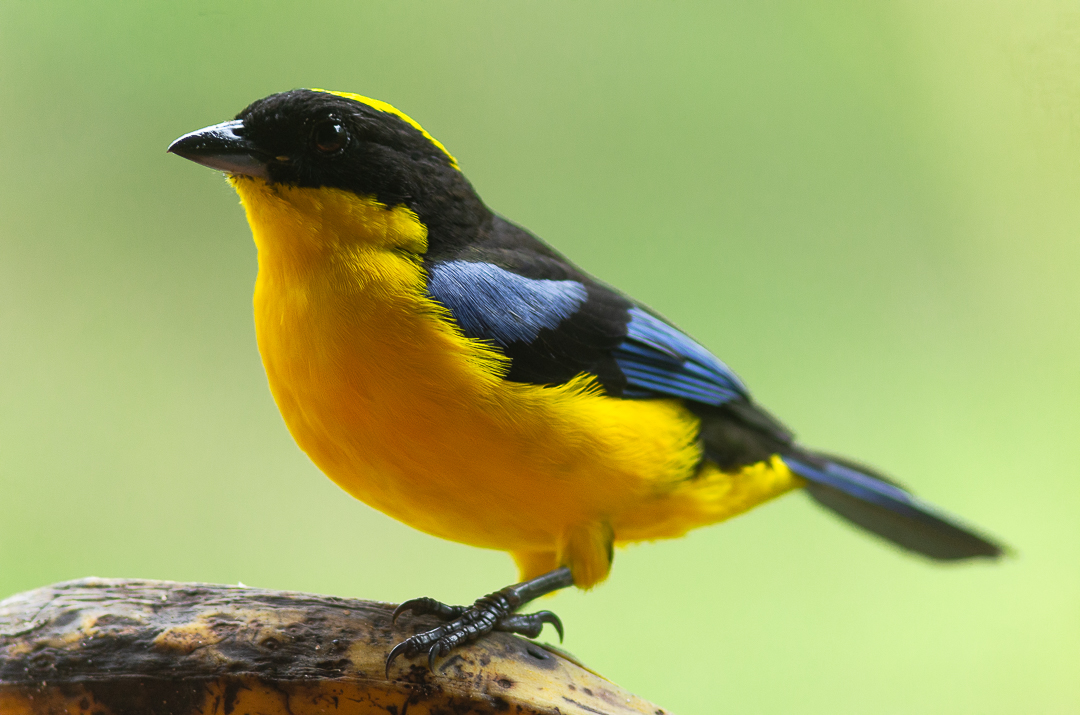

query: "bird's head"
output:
169 90 485 256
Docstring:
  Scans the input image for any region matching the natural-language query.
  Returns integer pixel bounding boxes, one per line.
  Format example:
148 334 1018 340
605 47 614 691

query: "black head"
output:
169 90 487 227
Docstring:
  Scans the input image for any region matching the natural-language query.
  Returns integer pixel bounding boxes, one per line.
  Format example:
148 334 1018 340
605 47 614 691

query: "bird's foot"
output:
385 568 574 675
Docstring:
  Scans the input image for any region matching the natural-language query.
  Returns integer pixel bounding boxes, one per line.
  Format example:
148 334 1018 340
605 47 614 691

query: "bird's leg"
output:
385 566 574 675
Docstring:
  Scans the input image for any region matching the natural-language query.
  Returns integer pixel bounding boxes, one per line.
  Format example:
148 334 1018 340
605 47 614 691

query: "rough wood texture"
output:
0 579 668 715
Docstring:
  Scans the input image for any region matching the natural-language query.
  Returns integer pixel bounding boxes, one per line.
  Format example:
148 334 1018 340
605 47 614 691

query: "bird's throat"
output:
230 177 429 269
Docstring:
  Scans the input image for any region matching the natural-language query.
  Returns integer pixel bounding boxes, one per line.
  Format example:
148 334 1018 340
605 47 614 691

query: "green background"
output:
2 1 1077 712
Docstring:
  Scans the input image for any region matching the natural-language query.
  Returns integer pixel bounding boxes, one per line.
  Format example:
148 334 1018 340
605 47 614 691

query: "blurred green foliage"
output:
2 1 1078 712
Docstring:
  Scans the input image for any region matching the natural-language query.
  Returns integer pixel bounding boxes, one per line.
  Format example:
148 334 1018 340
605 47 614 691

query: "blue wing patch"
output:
428 261 745 406
615 307 748 405
427 260 588 346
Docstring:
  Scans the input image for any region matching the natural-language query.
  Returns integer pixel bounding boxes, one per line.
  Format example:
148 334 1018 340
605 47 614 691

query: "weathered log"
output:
0 579 667 715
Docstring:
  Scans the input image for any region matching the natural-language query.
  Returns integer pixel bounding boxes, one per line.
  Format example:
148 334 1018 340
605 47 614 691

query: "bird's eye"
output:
312 119 348 154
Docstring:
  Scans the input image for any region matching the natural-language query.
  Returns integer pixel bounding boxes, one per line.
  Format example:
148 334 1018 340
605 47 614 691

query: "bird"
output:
168 89 1003 673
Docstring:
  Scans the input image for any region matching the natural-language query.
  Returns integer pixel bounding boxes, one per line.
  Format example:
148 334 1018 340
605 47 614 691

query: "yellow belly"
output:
236 179 802 586
254 261 704 550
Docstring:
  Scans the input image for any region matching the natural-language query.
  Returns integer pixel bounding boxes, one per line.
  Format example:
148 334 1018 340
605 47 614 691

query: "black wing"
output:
424 215 1003 561
425 215 751 406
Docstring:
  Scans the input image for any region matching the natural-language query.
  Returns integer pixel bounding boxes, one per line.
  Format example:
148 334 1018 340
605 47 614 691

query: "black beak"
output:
168 120 272 179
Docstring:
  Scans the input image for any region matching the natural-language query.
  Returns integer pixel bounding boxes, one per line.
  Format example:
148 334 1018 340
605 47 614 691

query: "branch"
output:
0 578 668 715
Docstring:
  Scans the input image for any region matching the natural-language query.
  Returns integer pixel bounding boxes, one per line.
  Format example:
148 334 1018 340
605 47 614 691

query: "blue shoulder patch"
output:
615 307 748 405
427 260 588 346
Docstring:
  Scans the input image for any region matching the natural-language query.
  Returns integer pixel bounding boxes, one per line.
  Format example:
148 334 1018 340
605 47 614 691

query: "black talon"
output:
428 641 444 671
384 639 411 678
529 610 565 642
384 566 576 676
543 611 565 642
391 599 418 624
496 610 564 641
392 596 465 624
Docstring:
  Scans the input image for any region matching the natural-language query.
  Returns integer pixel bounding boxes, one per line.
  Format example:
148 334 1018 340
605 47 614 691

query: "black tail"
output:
785 451 1004 560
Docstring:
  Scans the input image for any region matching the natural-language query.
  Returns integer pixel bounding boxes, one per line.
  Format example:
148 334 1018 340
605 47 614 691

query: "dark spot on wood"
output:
521 644 556 669
491 695 510 711
440 653 465 673
562 696 610 715
314 657 352 672
402 664 434 685
79 696 90 710
50 610 79 628
92 614 143 628
497 678 513 689
582 688 593 696
85 678 209 715
222 679 245 714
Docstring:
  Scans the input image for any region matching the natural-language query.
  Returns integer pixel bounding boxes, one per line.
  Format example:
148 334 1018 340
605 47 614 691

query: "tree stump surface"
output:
0 578 669 715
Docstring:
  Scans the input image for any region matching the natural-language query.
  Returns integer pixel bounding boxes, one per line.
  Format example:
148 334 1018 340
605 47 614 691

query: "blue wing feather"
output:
427 260 588 347
784 457 945 524
428 260 747 407
614 307 748 405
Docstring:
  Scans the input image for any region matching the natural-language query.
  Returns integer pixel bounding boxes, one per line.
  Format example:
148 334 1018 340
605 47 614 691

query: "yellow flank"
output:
231 177 803 588
311 89 460 169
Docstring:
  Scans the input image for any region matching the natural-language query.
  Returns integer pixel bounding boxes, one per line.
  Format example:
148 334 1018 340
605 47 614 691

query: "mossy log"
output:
0 579 668 715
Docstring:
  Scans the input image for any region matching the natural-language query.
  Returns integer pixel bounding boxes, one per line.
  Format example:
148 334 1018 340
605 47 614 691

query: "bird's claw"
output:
495 610 564 642
385 593 562 677
384 639 412 677
392 597 467 624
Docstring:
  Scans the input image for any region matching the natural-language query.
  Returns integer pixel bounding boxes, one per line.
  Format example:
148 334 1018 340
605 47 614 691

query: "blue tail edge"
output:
784 453 1004 560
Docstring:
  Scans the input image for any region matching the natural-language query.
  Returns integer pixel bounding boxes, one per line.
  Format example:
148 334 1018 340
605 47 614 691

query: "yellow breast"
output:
231 178 801 586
